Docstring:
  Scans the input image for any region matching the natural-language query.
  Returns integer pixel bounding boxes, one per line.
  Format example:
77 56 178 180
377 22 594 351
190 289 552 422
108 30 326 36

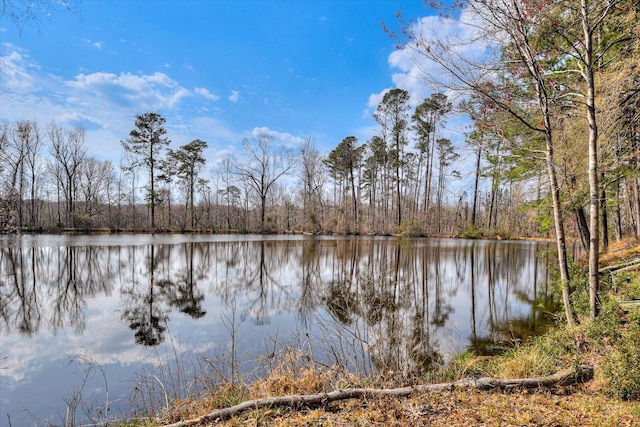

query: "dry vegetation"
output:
139 367 640 426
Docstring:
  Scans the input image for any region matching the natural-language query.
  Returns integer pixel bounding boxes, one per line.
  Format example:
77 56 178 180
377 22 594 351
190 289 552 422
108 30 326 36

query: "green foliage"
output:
458 225 511 240
491 228 512 240
396 220 423 237
73 212 93 229
615 272 640 300
537 214 553 235
437 351 487 381
601 311 640 400
583 296 621 346
488 343 559 378
324 136 365 181
459 224 483 239
566 265 590 318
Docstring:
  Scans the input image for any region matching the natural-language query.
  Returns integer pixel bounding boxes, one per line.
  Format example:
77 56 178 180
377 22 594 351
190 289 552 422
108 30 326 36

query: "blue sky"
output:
1 1 464 171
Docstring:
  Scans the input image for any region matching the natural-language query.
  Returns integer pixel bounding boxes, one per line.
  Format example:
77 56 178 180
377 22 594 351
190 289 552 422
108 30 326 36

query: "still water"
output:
0 234 557 426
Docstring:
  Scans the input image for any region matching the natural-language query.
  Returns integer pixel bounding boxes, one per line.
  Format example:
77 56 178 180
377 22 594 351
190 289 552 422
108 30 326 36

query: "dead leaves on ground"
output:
165 387 639 426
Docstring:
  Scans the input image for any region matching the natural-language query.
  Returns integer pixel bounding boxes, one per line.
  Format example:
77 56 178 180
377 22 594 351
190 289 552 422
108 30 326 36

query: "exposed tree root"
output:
162 364 593 426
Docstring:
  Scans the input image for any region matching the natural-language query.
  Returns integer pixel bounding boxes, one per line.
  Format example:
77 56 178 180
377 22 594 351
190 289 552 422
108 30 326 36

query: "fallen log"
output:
162 364 593 427
599 258 640 273
620 300 640 311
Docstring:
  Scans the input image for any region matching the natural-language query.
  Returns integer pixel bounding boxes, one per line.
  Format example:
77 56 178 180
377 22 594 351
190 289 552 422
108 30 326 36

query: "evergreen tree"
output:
121 113 170 230
374 88 411 227
168 139 207 229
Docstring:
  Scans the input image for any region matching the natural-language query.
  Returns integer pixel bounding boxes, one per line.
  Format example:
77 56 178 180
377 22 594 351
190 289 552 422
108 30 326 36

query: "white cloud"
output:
0 43 310 174
367 88 390 110
386 8 491 99
82 38 102 49
251 126 305 148
194 86 220 101
0 44 38 93
0 47 200 162
66 71 192 109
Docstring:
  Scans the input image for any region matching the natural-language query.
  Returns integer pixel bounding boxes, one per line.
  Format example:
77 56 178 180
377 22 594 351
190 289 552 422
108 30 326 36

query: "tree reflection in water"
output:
167 242 206 319
0 245 115 337
1 236 558 371
121 245 168 346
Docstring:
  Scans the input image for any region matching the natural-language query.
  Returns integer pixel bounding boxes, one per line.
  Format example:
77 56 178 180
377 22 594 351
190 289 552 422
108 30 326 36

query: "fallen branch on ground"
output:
162 364 593 426
599 258 640 274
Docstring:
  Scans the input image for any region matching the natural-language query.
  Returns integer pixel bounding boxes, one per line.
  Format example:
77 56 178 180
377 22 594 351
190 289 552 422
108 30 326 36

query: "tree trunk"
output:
545 130 576 328
601 181 608 253
472 143 482 227
582 0 599 321
350 168 358 231
575 207 590 253
614 180 623 241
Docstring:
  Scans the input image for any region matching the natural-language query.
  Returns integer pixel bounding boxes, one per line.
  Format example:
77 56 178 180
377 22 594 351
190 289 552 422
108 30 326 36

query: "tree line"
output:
0 86 518 236
0 89 499 236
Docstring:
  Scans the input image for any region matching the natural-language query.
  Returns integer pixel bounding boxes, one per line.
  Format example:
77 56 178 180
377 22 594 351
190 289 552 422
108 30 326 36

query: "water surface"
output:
0 234 557 426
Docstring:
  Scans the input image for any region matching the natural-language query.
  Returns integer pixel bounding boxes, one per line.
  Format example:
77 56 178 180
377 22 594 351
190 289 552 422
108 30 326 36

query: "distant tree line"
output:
0 90 522 237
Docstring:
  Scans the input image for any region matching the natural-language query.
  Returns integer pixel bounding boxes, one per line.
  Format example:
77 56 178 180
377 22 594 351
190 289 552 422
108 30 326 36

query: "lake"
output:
0 234 558 426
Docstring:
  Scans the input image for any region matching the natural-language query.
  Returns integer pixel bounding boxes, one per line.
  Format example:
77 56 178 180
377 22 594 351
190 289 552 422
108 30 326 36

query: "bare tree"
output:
78 157 116 224
235 133 294 233
0 123 24 231
0 121 35 229
298 136 325 233
48 123 86 228
1 0 81 34
22 120 43 228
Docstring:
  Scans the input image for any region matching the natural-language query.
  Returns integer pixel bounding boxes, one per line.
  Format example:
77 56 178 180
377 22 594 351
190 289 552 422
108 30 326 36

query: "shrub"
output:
459 224 483 239
615 272 640 300
601 311 640 400
438 351 488 381
396 220 423 237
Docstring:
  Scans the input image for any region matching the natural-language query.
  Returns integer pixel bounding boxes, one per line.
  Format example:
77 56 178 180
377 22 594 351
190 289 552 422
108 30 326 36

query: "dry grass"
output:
150 358 640 427
156 385 640 426
599 239 640 266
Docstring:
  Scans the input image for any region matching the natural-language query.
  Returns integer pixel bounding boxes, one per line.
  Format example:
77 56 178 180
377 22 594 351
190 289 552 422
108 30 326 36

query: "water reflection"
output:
0 236 556 424
0 245 114 337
